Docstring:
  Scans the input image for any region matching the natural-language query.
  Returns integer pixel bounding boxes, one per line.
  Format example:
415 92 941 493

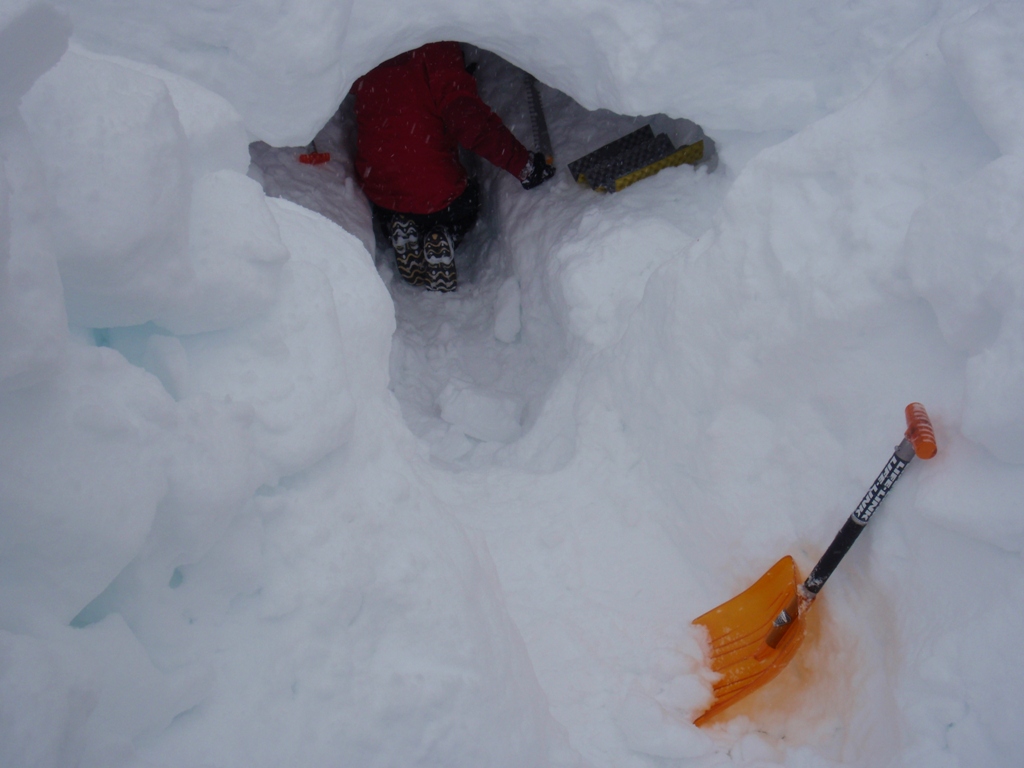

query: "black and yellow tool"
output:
568 125 706 193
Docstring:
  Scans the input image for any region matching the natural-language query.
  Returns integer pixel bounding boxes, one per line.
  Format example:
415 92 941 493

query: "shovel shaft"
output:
524 74 553 163
803 437 915 594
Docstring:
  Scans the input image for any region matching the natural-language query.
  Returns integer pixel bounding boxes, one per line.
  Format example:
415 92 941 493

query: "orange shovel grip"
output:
904 402 937 459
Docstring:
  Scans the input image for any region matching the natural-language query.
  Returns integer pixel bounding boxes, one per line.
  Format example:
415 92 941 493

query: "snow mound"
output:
3 1 1024 768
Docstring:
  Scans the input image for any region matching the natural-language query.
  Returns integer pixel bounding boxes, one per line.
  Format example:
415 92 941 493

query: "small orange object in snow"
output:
299 152 331 165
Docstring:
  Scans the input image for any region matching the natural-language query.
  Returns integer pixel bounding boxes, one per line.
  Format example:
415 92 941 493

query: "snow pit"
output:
2 2 1024 768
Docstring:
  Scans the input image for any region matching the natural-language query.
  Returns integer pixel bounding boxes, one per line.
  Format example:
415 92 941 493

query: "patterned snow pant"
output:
373 180 480 292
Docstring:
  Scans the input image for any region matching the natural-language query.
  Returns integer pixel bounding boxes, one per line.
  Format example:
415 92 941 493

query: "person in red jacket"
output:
353 42 555 292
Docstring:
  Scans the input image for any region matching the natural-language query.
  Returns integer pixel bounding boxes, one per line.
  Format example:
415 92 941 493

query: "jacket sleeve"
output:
424 43 531 179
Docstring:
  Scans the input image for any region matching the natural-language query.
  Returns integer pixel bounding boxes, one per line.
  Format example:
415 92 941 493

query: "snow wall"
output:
2 1 1024 767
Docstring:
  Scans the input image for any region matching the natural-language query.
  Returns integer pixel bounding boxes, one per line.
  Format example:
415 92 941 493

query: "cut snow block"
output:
0 3 70 117
569 125 705 192
20 49 192 328
156 170 289 335
439 381 523 443
181 259 356 481
82 48 253 177
0 344 172 628
0 111 68 393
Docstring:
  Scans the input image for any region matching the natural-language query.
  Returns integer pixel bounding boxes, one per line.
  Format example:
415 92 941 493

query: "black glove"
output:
520 152 556 190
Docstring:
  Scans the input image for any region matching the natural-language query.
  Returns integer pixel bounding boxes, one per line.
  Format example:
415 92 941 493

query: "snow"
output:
1 1 1023 767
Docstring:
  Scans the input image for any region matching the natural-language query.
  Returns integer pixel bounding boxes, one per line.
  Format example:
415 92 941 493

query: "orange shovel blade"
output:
692 555 806 725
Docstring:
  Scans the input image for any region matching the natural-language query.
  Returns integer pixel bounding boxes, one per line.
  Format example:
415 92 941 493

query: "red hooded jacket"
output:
353 42 531 214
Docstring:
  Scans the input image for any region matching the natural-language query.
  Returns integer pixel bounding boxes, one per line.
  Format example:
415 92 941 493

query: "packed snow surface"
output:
2 1 1024 767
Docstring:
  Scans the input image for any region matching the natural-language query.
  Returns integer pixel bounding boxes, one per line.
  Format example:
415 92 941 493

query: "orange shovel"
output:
692 403 937 726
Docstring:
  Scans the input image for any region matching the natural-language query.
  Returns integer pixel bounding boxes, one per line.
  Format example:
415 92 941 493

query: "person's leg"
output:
412 181 480 292
422 226 456 292
418 180 481 246
375 204 426 286
441 179 480 248
380 181 479 292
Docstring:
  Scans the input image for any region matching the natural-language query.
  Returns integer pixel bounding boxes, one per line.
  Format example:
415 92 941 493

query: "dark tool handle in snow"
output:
765 403 936 648
524 74 553 165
